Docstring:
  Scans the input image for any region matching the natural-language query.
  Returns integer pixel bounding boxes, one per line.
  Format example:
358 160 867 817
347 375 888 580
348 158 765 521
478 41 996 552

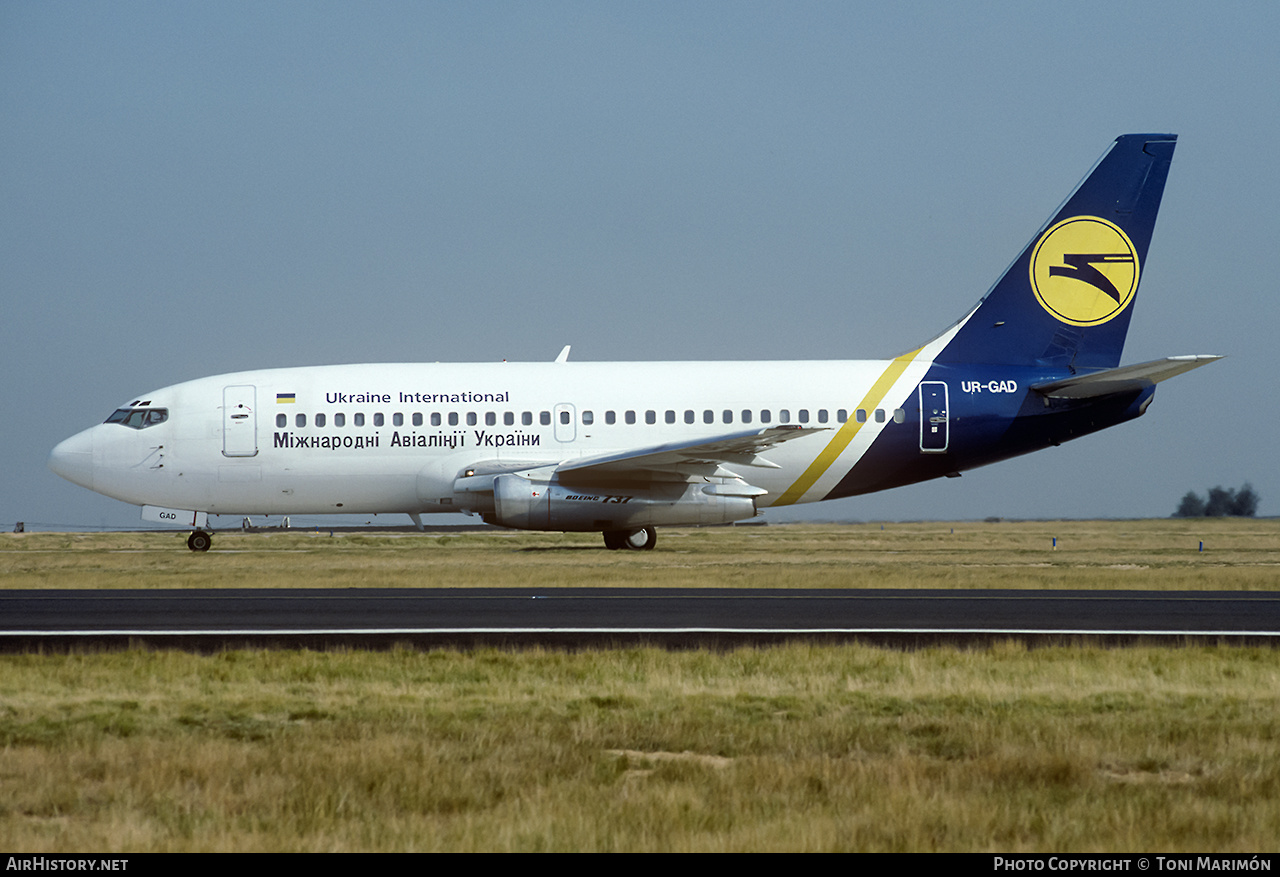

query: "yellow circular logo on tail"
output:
1029 216 1139 326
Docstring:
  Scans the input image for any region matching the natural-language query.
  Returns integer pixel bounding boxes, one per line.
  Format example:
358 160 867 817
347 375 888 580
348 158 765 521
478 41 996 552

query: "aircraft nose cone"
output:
48 429 95 490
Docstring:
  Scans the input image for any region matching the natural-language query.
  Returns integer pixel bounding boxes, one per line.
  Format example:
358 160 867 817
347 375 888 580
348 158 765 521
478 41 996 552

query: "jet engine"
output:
485 473 763 531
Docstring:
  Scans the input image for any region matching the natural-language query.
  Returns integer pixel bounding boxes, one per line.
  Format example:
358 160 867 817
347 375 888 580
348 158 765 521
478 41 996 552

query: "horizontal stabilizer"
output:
1031 355 1222 399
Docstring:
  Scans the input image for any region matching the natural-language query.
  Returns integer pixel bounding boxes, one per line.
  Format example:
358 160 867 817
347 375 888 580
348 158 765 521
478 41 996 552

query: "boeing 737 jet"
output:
49 134 1219 551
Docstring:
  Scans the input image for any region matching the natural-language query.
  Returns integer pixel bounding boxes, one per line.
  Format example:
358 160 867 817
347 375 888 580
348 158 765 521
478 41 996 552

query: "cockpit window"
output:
105 407 169 429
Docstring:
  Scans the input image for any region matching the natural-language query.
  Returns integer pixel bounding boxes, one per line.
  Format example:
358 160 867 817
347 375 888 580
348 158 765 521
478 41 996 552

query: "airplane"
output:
49 133 1220 552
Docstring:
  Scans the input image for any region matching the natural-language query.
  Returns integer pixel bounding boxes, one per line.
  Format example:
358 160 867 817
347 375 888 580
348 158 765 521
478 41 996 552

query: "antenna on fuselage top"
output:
554 345 571 363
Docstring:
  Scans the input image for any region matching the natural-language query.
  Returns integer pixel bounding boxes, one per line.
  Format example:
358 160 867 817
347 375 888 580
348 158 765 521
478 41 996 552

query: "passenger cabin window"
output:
276 414 286 428
393 413 403 426
645 410 656 425
703 410 714 424
856 409 867 423
875 409 886 423
449 413 459 426
605 411 616 425
665 410 675 424
760 409 772 423
466 413 477 426
893 408 906 423
504 412 514 426
485 412 496 426
316 413 326 427
582 410 594 425
374 413 384 427
625 410 636 425
354 413 365 427
540 411 551 426
741 410 752 424
296 413 307 428
105 408 169 430
334 413 346 427
722 410 732 424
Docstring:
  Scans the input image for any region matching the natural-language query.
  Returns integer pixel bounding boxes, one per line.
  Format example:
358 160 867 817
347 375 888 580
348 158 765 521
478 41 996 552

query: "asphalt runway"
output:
2 588 1278 650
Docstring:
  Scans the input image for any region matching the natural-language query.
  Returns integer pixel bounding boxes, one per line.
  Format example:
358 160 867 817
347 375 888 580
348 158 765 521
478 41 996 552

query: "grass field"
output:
1 521 1277 851
2 518 1278 591
1 644 1277 852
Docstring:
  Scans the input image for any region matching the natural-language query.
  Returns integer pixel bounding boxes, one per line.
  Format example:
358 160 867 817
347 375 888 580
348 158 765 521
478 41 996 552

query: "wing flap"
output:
557 425 826 479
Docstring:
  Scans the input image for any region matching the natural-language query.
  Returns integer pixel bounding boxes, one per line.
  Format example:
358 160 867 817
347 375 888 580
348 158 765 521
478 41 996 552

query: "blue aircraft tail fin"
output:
934 134 1176 370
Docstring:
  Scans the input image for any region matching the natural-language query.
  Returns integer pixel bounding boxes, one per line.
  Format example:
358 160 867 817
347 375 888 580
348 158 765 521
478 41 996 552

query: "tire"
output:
623 526 657 551
187 531 212 552
603 530 627 550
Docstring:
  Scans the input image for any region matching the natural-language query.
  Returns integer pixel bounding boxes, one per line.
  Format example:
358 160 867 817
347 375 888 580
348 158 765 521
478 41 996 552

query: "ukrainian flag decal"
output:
276 393 296 404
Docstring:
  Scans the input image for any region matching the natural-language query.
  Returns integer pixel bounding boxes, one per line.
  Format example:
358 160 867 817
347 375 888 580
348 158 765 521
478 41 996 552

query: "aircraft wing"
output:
557 425 827 479
1030 355 1222 400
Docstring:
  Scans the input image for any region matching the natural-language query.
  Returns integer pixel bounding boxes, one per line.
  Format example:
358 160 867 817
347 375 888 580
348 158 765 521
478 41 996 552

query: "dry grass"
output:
2 518 1278 591
0 644 1277 851
1 521 1276 851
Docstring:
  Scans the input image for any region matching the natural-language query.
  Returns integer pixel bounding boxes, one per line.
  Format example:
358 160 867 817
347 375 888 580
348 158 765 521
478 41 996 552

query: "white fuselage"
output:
49 356 937 520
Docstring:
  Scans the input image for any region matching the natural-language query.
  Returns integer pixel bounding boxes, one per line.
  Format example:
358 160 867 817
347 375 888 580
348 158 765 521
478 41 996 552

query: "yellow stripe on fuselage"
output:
773 347 923 506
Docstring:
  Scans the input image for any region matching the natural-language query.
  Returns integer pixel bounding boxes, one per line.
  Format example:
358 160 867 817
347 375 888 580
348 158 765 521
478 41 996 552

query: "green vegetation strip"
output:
3 519 1279 591
0 645 1276 852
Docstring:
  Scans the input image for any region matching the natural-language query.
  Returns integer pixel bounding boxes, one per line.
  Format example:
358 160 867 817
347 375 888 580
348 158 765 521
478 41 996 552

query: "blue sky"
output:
3 2 1275 529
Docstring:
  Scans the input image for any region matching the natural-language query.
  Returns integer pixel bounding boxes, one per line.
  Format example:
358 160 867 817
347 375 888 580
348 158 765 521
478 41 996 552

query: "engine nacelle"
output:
487 473 761 531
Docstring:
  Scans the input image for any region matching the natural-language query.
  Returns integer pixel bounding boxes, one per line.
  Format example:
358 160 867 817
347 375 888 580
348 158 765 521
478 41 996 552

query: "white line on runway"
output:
3 628 1278 637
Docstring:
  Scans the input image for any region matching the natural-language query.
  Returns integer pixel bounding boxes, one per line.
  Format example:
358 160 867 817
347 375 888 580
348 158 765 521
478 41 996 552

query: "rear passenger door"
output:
918 382 948 453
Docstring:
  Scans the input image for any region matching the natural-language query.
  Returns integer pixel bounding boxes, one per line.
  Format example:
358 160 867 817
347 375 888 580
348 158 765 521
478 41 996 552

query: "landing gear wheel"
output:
602 527 657 551
622 526 657 551
187 531 212 552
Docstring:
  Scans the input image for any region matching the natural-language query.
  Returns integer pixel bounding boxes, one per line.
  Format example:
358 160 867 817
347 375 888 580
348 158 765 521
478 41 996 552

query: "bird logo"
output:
1030 216 1139 326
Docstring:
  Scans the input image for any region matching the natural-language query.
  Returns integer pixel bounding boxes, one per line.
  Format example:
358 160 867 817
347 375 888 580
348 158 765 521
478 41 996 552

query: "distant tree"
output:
1230 483 1260 517
1172 483 1260 517
1173 491 1206 518
1205 486 1235 517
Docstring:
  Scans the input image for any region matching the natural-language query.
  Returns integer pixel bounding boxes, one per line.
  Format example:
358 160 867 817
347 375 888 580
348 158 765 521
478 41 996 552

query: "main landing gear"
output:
602 526 657 551
187 530 212 552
